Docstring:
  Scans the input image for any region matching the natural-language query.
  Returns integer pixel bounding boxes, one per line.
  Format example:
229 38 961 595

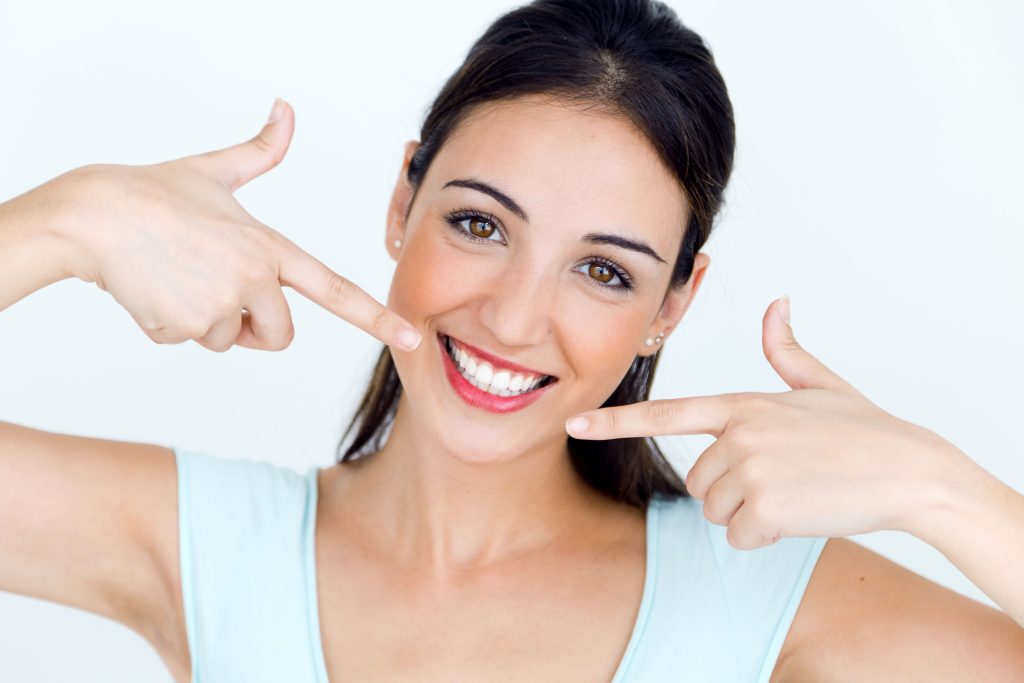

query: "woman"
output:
2 0 1023 681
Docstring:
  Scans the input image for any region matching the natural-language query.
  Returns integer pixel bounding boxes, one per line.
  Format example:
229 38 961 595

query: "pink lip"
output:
437 334 557 414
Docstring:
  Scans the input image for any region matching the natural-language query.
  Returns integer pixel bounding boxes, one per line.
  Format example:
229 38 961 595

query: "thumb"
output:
194 97 295 192
762 295 852 392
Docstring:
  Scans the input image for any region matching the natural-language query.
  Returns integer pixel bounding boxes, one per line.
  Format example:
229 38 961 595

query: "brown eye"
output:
468 218 495 238
575 258 633 292
588 263 614 284
443 209 505 244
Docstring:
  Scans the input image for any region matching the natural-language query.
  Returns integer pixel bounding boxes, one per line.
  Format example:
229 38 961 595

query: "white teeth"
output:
446 336 551 397
491 370 511 391
475 363 493 387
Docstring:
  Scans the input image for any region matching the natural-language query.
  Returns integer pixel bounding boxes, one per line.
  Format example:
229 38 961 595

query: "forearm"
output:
906 450 1024 630
0 173 85 312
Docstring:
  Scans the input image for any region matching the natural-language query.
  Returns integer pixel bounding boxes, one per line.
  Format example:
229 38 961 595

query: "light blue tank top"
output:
174 446 827 683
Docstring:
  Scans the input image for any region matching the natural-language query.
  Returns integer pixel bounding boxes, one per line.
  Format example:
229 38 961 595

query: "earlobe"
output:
638 252 711 355
385 140 421 261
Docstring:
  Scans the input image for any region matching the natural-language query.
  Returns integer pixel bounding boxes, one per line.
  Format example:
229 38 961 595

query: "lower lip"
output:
438 334 556 414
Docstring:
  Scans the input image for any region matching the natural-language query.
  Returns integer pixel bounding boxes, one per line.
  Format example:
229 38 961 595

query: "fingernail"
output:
397 328 421 351
779 294 791 326
267 97 286 124
566 416 590 434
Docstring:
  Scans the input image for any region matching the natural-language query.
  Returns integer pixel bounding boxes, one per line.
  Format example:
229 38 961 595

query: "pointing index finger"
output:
565 395 736 440
277 241 421 351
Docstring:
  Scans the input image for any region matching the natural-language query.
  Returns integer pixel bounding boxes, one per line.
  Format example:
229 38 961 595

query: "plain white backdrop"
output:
1 0 1022 679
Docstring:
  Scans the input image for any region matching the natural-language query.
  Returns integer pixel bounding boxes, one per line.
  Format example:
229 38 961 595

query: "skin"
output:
306 94 709 679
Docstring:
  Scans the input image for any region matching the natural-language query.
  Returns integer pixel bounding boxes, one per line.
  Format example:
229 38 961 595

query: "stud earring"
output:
393 239 402 249
644 330 667 347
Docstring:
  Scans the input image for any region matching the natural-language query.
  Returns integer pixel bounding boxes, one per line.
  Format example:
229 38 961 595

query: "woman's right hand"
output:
49 97 422 353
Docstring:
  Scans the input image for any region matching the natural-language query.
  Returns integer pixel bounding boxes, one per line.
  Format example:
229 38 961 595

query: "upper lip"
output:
441 333 557 379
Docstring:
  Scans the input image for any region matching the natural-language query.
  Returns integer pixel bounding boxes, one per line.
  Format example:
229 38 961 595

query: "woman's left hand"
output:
564 296 975 550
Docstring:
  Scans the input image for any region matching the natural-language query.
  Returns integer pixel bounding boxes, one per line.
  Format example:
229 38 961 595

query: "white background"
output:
1 0 1022 680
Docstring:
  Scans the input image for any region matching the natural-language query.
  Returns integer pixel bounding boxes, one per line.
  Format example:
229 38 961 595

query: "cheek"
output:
562 309 647 400
386 235 464 322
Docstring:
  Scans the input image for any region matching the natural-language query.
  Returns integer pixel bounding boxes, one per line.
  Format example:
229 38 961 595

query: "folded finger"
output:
235 287 294 351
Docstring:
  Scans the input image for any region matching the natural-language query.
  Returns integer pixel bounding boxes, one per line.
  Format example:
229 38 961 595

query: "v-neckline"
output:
303 466 660 683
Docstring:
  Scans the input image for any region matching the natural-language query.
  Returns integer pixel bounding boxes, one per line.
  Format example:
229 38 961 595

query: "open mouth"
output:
440 333 557 400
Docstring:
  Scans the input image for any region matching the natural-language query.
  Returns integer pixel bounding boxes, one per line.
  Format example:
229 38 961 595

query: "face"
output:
384 94 710 464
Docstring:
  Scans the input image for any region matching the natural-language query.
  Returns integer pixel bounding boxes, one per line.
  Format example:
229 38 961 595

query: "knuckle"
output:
684 470 703 499
255 223 290 253
705 504 727 526
745 493 773 521
255 262 280 287
210 288 241 314
68 163 114 191
602 409 617 434
730 392 758 412
728 422 759 452
645 400 677 427
745 392 773 412
184 320 210 339
138 317 161 332
703 494 728 525
197 338 230 353
370 307 390 334
248 133 273 155
281 323 296 346
142 328 165 344
325 273 356 308
725 525 746 550
734 457 762 486
209 334 234 352
267 325 295 351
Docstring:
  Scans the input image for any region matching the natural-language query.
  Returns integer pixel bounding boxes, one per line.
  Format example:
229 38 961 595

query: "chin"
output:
428 413 539 466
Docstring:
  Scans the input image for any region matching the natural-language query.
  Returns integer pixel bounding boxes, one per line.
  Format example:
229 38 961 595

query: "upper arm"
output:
771 537 1024 682
0 421 185 655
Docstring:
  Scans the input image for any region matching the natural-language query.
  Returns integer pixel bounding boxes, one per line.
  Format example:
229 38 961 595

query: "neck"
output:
331 392 611 575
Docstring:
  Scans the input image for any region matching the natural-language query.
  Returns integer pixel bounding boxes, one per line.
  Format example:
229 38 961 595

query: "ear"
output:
386 140 420 262
638 251 711 356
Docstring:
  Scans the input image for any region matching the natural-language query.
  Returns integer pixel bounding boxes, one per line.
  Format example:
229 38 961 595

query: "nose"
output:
476 256 555 348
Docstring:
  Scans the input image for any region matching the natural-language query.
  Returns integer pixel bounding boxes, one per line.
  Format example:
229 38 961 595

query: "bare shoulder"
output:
0 423 190 681
771 537 1024 682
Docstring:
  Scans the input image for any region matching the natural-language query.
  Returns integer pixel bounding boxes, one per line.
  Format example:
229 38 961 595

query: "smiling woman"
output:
0 0 812 681
5 0 1024 681
339 0 735 507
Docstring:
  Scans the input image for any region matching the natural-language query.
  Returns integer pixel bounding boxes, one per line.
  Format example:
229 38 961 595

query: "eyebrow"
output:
441 177 667 265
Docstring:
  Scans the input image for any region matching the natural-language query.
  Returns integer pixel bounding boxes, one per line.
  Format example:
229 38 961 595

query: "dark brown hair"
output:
336 0 735 508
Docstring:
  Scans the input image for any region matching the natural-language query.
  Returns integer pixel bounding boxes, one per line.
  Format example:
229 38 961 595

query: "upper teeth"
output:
447 337 550 397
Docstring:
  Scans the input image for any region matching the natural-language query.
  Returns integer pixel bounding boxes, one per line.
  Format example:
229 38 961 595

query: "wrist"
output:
899 439 992 544
0 187 78 311
41 165 109 282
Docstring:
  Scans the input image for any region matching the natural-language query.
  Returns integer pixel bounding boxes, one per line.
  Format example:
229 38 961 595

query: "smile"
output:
437 333 558 413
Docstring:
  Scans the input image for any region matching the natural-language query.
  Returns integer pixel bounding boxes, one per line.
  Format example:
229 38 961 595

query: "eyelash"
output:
441 207 636 293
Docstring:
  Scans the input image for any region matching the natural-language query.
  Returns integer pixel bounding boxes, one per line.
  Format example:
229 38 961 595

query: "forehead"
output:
426 95 688 248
